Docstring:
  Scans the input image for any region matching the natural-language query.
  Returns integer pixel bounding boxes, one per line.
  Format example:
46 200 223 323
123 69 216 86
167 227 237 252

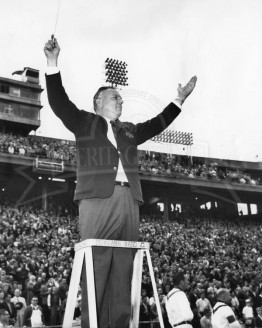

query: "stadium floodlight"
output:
104 57 128 87
52 178 66 182
151 129 193 146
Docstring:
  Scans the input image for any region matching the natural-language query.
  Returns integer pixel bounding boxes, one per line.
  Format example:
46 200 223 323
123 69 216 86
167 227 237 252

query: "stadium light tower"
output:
151 130 193 146
104 58 128 88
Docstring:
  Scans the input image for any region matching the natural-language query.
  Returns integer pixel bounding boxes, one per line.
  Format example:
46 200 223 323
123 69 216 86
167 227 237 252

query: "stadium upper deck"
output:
0 133 261 219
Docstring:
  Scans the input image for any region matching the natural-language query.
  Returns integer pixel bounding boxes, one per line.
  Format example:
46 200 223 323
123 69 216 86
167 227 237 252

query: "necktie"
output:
110 120 117 139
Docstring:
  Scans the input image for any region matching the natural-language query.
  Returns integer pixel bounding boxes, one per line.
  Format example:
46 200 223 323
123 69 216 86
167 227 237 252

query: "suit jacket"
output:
255 315 262 328
46 73 181 202
5 301 16 320
0 301 10 313
23 305 44 327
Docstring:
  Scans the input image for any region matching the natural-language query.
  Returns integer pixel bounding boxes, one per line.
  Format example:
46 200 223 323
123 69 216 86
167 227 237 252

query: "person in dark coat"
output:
23 297 44 327
4 294 16 326
44 37 197 328
255 306 262 328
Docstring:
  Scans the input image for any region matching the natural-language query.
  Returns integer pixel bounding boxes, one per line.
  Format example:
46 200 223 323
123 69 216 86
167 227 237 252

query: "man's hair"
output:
173 271 185 286
216 288 230 302
93 86 115 112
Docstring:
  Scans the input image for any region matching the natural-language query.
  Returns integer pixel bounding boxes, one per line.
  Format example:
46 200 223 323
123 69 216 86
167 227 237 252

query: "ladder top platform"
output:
75 239 150 251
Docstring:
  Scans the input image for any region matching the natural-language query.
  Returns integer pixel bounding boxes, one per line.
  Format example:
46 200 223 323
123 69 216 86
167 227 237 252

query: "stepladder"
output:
62 239 165 328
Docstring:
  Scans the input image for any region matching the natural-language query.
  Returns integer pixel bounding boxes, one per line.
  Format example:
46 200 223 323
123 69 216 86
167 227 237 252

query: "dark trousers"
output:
50 305 60 325
41 304 50 325
79 185 140 328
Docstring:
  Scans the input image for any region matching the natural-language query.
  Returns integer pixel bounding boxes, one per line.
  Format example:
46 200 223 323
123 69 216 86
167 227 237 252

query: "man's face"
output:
97 89 123 120
0 311 10 324
31 298 38 306
14 290 20 297
5 295 11 302
157 288 163 296
257 307 262 316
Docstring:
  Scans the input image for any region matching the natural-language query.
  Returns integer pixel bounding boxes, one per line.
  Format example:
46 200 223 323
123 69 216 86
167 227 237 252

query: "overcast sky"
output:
1 0 262 162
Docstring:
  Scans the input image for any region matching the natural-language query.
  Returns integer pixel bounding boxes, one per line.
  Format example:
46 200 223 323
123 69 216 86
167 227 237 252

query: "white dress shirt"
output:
10 295 26 310
212 302 241 328
103 117 128 182
165 288 193 327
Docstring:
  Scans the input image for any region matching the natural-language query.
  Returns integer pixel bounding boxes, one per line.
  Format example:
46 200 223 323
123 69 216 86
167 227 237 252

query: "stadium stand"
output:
0 196 262 327
0 132 260 185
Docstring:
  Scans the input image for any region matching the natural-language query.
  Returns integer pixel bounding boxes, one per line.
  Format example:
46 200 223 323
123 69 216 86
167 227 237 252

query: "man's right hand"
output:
44 37 60 67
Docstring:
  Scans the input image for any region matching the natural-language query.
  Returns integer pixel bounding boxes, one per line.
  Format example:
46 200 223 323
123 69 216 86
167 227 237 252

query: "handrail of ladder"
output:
74 239 150 251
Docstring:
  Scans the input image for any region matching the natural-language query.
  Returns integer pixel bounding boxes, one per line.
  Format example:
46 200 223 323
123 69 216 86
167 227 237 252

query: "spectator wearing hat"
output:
10 289 26 328
200 307 212 328
242 299 254 328
212 288 240 328
23 296 44 327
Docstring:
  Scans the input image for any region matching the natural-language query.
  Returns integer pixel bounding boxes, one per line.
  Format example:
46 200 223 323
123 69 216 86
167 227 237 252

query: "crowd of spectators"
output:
0 133 76 164
0 200 79 326
0 132 261 186
0 195 262 327
138 153 261 186
138 214 262 327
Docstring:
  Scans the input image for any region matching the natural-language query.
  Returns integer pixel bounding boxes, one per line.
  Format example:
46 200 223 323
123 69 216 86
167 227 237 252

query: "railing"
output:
13 321 162 328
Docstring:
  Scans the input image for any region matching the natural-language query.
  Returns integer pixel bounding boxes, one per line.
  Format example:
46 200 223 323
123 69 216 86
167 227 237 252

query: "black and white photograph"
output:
0 1 262 327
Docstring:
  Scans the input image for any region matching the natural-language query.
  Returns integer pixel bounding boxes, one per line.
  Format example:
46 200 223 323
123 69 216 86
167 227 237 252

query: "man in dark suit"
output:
255 307 262 328
23 297 44 327
44 37 197 328
4 294 16 326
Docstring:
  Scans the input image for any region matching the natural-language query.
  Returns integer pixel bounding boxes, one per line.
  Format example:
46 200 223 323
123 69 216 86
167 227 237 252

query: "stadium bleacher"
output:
0 132 262 327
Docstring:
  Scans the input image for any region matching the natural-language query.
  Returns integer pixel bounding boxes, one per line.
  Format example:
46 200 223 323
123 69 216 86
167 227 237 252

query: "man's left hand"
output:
176 76 197 105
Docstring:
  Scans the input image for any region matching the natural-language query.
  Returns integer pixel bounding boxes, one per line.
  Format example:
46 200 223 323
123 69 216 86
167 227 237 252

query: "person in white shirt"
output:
200 307 212 328
23 297 44 327
10 289 26 328
165 271 193 327
150 286 167 323
212 288 241 328
242 299 254 328
196 292 212 317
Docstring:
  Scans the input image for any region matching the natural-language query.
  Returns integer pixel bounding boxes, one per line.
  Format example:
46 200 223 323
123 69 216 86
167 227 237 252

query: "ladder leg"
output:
146 249 165 328
130 249 144 328
63 249 84 328
85 246 98 328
